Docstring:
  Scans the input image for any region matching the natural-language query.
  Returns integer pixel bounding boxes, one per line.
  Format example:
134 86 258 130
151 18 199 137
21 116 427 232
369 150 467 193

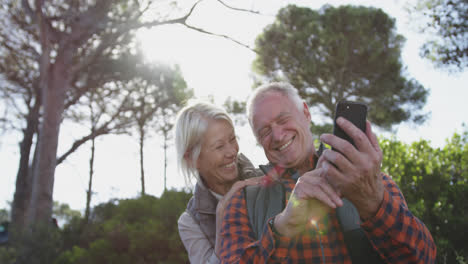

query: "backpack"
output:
245 166 384 263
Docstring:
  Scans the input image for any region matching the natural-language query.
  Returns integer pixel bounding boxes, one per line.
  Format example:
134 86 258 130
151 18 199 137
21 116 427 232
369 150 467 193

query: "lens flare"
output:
310 219 317 226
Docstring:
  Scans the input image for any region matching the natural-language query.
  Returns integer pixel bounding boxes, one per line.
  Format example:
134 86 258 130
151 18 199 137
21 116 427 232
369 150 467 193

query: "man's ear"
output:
302 102 311 121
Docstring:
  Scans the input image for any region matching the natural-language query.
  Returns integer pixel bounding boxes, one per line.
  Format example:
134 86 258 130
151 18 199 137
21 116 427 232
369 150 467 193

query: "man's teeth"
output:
224 161 236 168
278 138 293 151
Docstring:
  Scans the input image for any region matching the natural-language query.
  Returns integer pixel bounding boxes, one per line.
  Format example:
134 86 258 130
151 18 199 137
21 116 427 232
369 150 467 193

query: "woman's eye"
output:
216 145 224 150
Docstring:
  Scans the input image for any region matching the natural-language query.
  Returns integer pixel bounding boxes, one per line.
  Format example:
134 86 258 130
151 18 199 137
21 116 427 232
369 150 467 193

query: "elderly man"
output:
218 82 436 263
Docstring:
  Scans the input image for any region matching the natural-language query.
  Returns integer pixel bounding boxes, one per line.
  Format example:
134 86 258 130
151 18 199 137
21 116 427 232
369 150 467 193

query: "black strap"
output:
244 182 285 240
336 199 384 263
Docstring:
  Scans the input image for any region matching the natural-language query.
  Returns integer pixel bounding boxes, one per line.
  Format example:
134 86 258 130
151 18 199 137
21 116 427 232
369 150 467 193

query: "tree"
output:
55 191 192 264
223 96 248 126
0 9 174 230
408 0 468 70
0 0 249 232
0 208 9 223
52 202 81 226
380 129 468 264
253 5 429 130
127 64 191 195
154 105 182 192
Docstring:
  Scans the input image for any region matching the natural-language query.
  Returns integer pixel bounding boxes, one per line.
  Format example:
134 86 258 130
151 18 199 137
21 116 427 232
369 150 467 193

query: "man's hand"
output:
319 117 384 220
274 168 343 237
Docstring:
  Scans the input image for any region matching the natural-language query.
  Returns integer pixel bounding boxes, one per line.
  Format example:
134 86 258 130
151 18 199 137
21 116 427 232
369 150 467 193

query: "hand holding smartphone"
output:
332 101 368 149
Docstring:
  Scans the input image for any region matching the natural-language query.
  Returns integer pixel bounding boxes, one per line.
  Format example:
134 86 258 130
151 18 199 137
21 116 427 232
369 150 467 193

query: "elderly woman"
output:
175 101 262 263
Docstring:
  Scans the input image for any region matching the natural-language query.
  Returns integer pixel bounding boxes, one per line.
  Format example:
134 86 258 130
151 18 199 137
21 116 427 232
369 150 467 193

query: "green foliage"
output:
380 128 468 263
253 4 428 129
0 208 9 223
53 202 81 225
56 190 192 264
0 191 191 264
4 223 64 264
0 246 17 264
223 97 248 126
408 0 468 70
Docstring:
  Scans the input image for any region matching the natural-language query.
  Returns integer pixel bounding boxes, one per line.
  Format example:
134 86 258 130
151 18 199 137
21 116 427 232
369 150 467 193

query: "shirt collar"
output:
261 153 318 182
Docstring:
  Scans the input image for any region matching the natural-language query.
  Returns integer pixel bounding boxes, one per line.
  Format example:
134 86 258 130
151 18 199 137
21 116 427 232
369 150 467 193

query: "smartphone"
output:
332 101 368 149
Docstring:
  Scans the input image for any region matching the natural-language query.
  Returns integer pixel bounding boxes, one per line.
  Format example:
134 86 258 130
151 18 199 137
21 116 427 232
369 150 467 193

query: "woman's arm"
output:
178 212 219 264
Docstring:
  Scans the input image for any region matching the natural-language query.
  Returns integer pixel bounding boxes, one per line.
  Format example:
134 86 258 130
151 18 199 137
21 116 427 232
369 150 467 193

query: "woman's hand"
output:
214 177 264 257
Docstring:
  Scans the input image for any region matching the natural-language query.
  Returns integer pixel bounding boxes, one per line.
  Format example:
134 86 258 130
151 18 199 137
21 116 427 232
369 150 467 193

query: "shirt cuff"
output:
361 188 398 235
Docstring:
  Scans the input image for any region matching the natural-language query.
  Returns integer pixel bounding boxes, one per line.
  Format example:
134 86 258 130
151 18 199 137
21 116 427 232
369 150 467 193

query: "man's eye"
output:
260 129 271 139
278 117 288 124
216 144 224 150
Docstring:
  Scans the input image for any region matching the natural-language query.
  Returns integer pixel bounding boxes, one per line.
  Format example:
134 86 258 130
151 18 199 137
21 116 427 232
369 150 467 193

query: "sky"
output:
1 0 467 214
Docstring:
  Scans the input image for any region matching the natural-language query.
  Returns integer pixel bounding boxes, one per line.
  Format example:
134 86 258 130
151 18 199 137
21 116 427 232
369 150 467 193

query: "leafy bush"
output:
56 190 191 264
380 129 468 264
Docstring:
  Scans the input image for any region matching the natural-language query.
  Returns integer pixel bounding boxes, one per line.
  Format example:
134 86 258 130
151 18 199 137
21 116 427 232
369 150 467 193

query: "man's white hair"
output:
246 82 304 130
174 100 234 186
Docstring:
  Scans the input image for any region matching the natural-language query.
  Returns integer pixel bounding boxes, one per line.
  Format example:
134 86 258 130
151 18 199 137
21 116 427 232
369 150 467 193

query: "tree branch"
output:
56 126 109 165
21 0 37 23
216 0 261 15
139 0 257 53
139 0 203 28
69 33 119 77
57 89 135 165
182 23 258 53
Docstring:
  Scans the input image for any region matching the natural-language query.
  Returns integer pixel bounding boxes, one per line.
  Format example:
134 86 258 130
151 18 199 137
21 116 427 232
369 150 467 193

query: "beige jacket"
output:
178 153 260 263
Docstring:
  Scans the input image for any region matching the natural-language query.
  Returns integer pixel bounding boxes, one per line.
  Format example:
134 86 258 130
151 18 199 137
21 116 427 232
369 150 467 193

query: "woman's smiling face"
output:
196 119 239 192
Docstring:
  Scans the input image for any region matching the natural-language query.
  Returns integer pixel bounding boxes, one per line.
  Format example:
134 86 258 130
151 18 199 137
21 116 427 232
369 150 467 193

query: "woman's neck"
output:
204 178 236 196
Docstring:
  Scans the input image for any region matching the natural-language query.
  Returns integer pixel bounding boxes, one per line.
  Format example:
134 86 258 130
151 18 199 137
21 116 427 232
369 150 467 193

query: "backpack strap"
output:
244 182 285 240
337 199 384 263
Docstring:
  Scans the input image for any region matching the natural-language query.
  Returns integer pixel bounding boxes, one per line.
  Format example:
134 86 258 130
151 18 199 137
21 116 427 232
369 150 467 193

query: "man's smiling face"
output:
252 91 314 169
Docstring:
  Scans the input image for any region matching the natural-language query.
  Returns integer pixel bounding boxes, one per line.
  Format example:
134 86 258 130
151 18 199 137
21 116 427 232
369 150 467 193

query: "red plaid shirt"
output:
219 154 436 263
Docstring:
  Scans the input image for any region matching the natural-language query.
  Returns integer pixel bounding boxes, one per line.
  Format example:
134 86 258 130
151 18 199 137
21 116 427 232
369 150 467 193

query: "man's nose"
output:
271 125 284 142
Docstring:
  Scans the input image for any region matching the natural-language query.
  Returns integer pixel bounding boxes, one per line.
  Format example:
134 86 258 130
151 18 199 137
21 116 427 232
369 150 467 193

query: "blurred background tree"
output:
0 0 198 234
55 190 191 264
253 5 429 132
381 127 468 264
407 0 468 70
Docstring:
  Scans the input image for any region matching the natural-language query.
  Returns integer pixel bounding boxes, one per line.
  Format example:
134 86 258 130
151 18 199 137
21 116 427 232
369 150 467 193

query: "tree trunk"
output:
163 131 168 192
11 97 40 231
84 96 96 224
84 136 95 223
27 57 70 226
139 128 145 196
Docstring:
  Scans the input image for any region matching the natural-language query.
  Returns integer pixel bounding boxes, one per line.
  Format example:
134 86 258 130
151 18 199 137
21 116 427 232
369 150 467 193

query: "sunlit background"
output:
1 0 467 213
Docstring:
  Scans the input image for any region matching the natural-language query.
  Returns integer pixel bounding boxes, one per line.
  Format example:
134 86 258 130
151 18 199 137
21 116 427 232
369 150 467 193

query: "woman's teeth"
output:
224 161 236 168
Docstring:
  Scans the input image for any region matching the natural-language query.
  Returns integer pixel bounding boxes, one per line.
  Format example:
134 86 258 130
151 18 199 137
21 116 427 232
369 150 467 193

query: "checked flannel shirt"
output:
218 154 436 263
